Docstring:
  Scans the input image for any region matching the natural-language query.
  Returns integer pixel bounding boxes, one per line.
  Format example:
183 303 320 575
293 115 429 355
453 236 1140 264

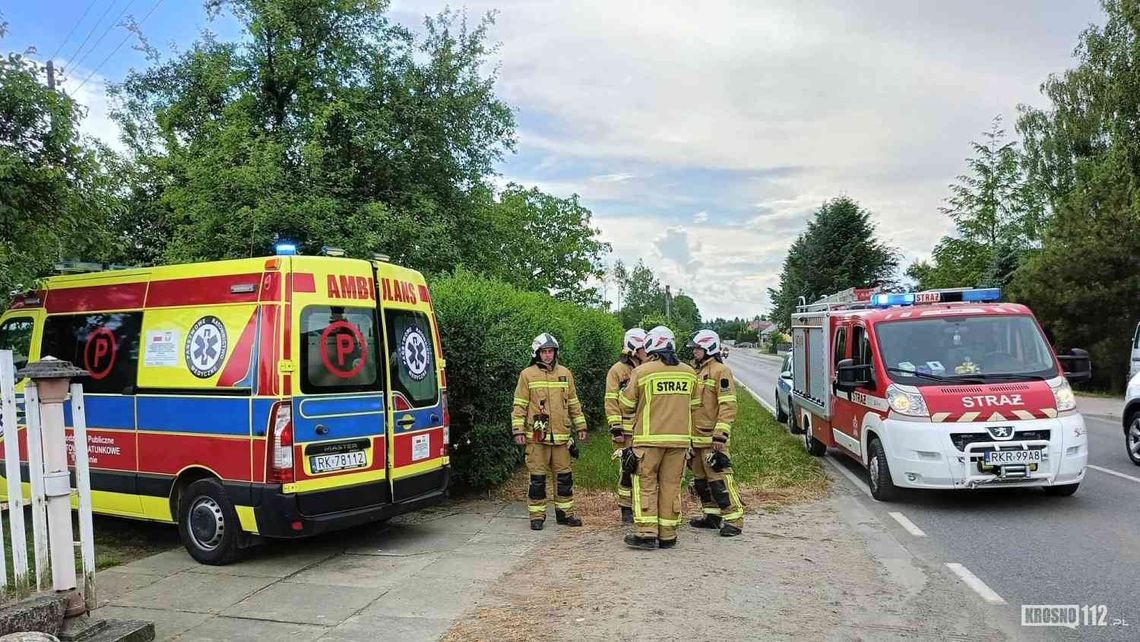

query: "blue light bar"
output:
961 288 1001 302
275 242 298 256
871 292 914 307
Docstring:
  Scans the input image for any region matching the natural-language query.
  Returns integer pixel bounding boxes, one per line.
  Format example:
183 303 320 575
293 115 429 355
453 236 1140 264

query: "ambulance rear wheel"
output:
179 478 242 565
868 438 899 502
803 419 826 457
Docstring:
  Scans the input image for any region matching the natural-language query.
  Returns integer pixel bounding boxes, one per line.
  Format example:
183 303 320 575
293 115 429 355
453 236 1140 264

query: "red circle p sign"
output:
84 328 117 380
320 321 367 379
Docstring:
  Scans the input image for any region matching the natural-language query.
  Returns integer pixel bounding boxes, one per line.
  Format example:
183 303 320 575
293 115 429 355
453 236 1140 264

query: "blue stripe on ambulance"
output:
391 400 443 433
64 395 134 431
292 394 385 442
136 396 252 436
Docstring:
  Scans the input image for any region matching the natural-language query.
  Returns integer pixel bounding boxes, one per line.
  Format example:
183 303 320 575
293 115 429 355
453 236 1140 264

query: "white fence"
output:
0 350 97 611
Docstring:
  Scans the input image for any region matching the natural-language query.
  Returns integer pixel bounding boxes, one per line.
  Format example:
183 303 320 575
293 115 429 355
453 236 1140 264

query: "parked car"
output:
1131 321 1140 382
1125 369 1140 466
775 351 798 432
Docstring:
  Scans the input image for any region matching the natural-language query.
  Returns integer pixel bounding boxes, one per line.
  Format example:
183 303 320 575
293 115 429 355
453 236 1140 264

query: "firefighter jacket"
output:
604 357 637 434
617 358 699 448
511 362 586 444
692 357 737 446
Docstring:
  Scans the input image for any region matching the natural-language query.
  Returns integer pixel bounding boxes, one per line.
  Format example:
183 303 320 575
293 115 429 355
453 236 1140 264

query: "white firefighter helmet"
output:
531 333 560 358
688 329 721 355
644 326 676 354
622 328 647 354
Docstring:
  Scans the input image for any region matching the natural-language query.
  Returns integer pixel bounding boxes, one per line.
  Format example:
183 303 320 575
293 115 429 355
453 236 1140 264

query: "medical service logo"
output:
400 325 431 381
185 316 228 379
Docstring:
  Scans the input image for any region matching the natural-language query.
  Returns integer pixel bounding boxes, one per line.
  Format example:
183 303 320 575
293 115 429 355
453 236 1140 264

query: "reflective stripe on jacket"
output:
692 358 737 445
604 359 636 431
511 362 586 443
617 358 698 448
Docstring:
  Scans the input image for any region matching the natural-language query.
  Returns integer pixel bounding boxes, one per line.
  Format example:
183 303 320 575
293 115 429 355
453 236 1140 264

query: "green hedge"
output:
431 270 624 490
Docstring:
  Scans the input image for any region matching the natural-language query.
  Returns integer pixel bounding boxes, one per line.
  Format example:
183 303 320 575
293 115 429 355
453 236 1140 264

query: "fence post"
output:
70 384 96 612
23 381 49 592
18 358 89 617
0 350 26 587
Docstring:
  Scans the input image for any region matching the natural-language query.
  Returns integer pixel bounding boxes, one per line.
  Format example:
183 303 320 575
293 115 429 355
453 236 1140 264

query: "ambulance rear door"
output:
289 257 388 504
373 263 447 503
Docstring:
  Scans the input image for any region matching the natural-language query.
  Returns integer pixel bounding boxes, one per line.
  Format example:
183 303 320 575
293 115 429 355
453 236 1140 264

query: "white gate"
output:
0 350 97 611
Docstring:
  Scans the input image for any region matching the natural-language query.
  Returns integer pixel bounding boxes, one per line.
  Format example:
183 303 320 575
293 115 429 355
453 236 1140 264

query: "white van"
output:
1131 321 1140 382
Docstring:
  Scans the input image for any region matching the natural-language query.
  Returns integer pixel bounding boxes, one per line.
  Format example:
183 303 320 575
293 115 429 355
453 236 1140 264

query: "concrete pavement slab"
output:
92 568 165 607
417 553 521 582
88 605 210 642
172 616 328 642
113 571 275 614
360 576 485 620
480 515 539 535
286 552 440 589
318 614 452 642
416 511 494 533
113 550 198 576
343 524 474 556
460 531 543 557
222 581 376 626
184 545 338 578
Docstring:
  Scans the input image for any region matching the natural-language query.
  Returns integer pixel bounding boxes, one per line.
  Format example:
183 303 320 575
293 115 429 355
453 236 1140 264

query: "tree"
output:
611 259 628 311
111 0 516 272
907 117 1042 290
768 196 898 330
476 184 610 304
619 260 665 328
0 22 122 299
1010 0 1140 391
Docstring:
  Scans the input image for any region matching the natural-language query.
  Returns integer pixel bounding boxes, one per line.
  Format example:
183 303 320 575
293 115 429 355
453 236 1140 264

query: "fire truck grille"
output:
950 430 1051 451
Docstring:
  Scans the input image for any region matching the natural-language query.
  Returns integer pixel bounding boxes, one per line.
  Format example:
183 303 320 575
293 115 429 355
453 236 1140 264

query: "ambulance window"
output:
0 318 34 371
383 310 438 407
40 313 142 394
833 328 847 368
299 306 381 394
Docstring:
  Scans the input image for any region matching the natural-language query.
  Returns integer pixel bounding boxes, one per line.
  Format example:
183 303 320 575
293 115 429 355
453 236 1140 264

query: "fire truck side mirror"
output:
835 358 871 392
1057 348 1092 384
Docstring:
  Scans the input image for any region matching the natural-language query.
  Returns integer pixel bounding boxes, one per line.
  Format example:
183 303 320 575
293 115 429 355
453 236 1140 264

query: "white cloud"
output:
694 211 708 223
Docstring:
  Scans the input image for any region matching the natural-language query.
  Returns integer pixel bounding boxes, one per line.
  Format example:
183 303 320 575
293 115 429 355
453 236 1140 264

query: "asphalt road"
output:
729 348 1139 642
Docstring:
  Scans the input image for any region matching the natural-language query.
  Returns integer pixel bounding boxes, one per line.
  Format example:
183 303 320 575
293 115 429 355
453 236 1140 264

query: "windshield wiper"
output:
951 373 1047 382
884 367 957 382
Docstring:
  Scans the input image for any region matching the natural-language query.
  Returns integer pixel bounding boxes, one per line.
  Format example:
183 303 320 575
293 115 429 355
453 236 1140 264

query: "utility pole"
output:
46 60 56 90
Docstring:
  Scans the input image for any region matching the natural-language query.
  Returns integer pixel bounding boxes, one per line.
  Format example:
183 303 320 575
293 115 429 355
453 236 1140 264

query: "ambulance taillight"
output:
267 401 294 484
441 369 450 447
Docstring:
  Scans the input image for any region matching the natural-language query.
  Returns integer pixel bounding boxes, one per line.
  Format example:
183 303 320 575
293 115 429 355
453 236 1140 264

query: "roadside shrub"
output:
431 269 624 490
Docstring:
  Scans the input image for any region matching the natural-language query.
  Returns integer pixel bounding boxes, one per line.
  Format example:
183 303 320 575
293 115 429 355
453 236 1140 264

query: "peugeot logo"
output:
987 425 1015 440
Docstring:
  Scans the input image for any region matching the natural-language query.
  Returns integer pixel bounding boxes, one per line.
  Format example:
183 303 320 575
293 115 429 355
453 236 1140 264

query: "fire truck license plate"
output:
984 449 1043 466
310 451 367 474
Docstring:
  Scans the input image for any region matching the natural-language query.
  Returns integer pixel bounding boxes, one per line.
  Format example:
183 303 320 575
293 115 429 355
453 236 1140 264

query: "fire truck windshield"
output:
875 314 1058 385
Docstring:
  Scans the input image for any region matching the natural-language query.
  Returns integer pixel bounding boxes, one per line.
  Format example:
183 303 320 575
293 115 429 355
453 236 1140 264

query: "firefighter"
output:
617 326 699 549
687 329 745 537
511 333 587 530
604 327 648 523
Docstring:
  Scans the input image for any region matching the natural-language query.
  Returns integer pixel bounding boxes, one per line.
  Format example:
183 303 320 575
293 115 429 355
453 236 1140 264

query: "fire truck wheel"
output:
179 478 243 565
803 420 826 456
775 391 788 423
1043 483 1080 497
867 438 899 502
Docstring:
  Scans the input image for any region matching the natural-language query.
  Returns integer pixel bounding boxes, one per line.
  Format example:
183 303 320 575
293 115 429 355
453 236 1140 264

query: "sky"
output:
4 0 1105 320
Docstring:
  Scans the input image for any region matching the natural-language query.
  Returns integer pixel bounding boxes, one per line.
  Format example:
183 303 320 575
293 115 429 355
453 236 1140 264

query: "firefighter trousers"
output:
631 446 687 542
525 442 574 521
614 439 632 509
691 446 745 529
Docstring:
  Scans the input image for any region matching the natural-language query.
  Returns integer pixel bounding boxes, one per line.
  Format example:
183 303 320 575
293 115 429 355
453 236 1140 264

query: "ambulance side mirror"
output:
835 358 871 393
1057 348 1092 384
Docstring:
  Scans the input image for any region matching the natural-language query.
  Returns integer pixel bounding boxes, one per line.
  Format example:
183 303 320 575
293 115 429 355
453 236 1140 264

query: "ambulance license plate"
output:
984 449 1043 466
310 451 367 474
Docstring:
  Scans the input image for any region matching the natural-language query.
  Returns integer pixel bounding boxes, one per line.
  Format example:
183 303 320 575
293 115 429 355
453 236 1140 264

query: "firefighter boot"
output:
530 519 544 531
624 533 657 550
555 509 583 526
621 507 633 524
688 478 721 529
657 538 678 549
719 523 742 537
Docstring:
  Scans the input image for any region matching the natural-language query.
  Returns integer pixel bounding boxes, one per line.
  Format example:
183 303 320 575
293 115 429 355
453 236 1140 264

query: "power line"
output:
49 0 100 61
74 0 165 94
65 0 121 67
72 0 140 72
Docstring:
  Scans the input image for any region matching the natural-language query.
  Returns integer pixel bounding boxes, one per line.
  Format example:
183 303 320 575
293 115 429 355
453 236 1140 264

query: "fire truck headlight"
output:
887 385 929 417
1052 379 1077 413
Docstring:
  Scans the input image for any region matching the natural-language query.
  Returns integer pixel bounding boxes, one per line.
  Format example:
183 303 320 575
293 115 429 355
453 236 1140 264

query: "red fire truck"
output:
790 287 1092 501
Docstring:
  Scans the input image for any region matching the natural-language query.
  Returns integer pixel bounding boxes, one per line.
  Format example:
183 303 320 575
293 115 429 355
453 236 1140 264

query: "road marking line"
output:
945 563 1006 605
888 511 926 537
1087 464 1140 485
823 456 873 498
